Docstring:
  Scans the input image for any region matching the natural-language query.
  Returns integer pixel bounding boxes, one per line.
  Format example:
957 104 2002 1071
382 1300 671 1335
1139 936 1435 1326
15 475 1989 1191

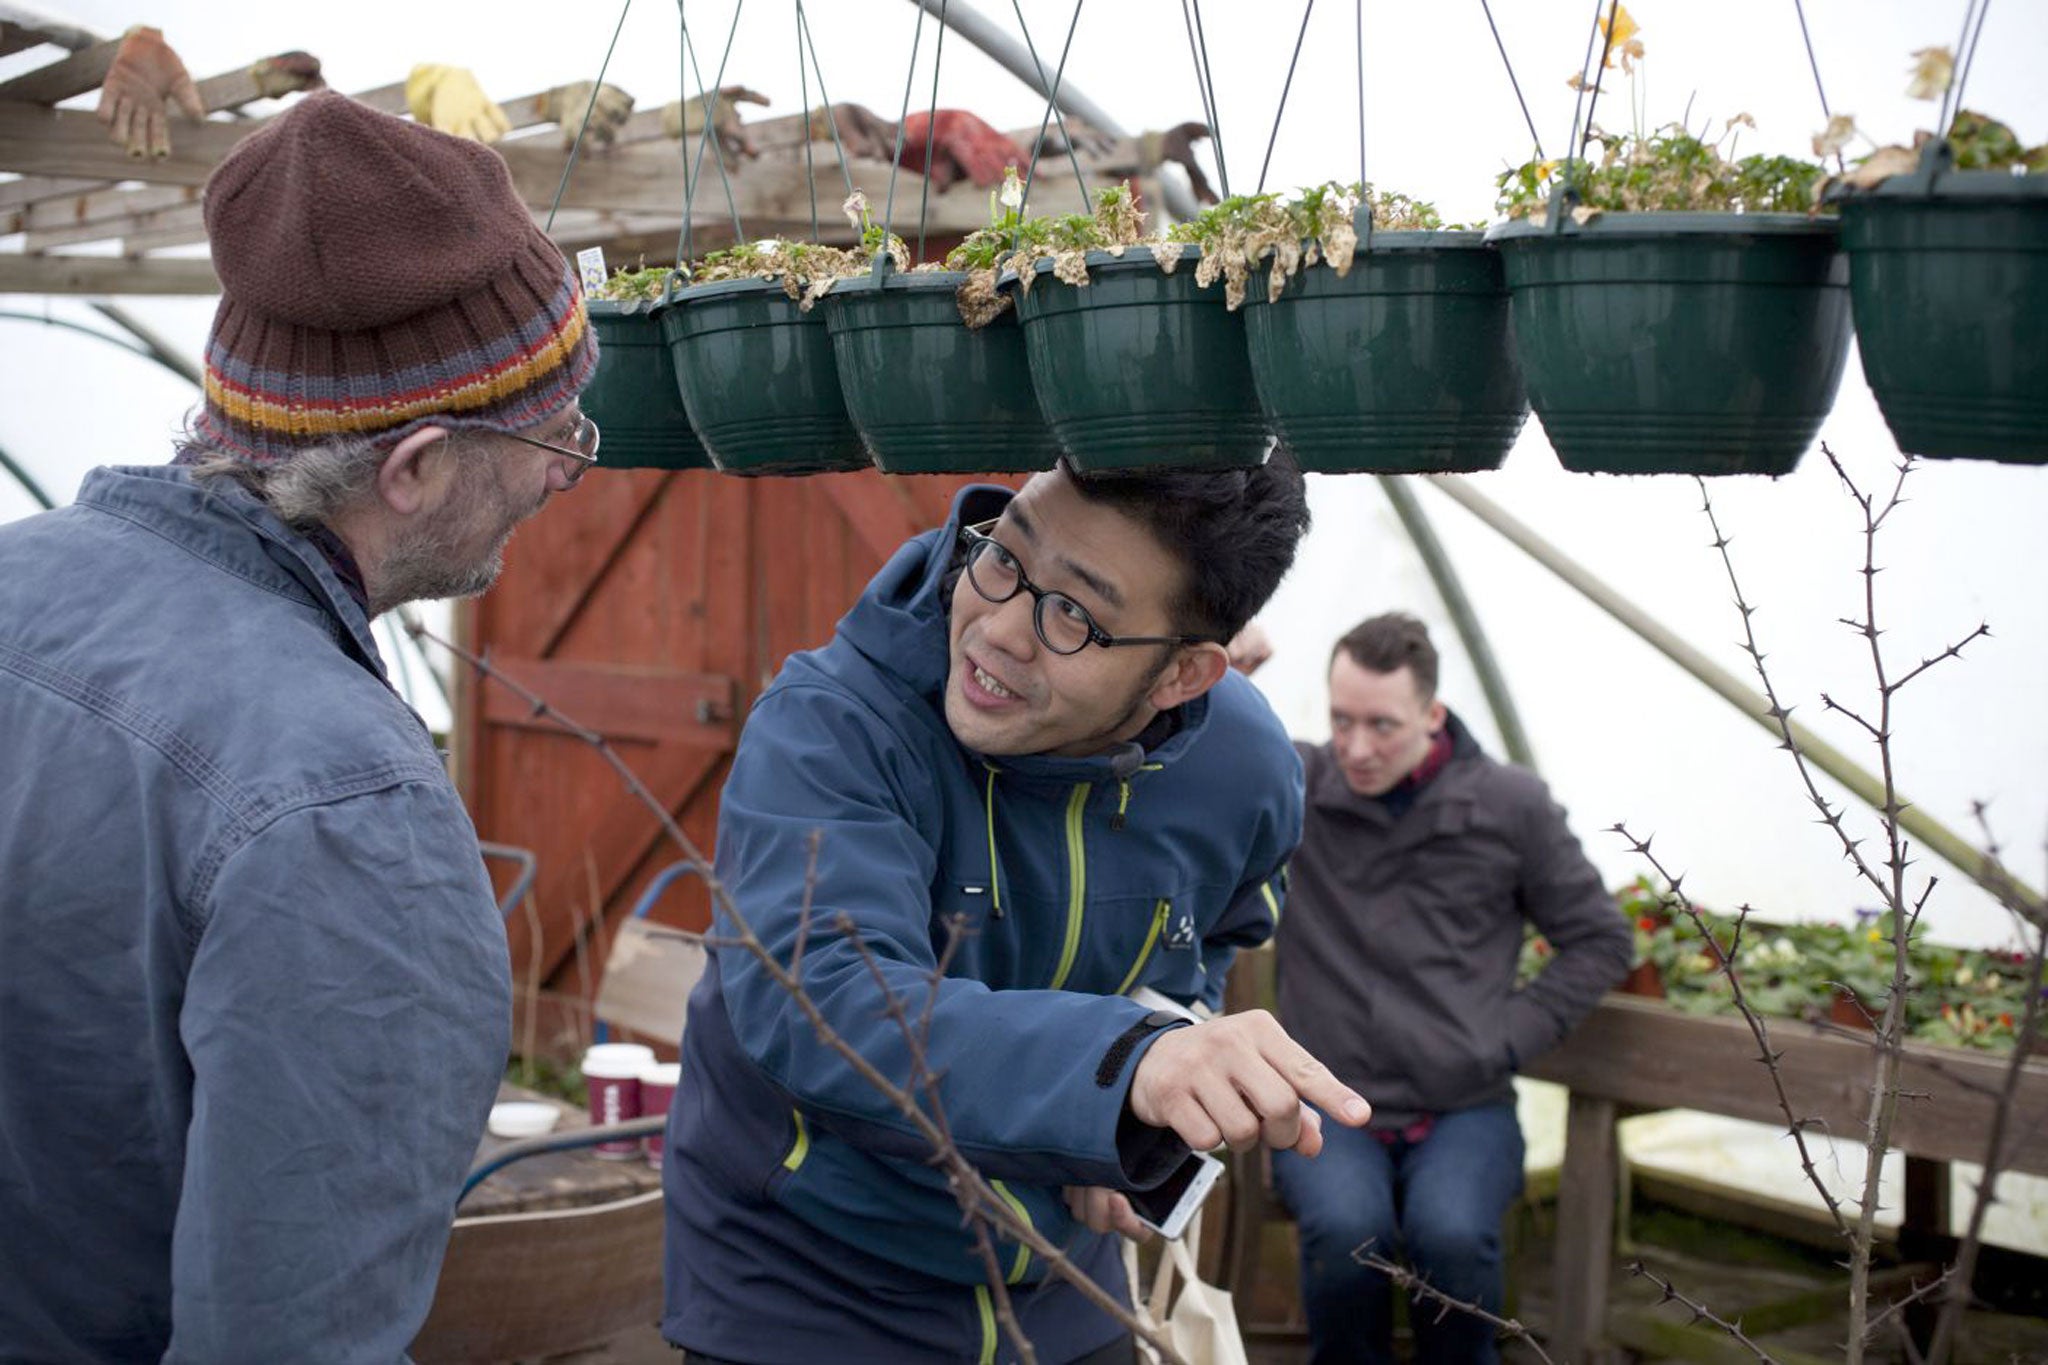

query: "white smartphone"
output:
1126 1150 1225 1241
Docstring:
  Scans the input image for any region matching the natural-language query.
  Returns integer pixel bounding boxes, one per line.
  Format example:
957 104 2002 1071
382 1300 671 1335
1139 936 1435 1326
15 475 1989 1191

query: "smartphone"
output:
1126 1150 1225 1241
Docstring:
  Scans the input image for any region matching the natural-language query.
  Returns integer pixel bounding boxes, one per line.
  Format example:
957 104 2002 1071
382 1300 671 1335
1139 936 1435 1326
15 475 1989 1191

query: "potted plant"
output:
661 236 873 475
581 267 711 472
1002 183 1272 472
1821 51 2048 466
1176 182 1528 475
1486 12 1850 476
819 185 1059 476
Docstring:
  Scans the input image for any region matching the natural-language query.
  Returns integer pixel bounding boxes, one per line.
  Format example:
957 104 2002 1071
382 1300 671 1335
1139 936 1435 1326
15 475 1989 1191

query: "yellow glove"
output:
405 64 510 144
540 81 634 150
96 26 205 159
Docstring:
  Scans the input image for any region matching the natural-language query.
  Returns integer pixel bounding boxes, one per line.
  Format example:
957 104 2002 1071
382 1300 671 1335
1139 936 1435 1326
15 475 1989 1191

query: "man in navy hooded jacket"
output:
663 454 1373 1364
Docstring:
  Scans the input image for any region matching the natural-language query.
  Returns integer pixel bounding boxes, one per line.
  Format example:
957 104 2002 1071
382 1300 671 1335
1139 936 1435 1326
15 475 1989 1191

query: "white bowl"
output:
488 1101 562 1139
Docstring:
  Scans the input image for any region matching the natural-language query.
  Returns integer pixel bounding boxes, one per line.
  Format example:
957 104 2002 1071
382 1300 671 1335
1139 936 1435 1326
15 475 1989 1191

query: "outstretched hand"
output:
1128 1010 1370 1156
405 64 510 144
96 26 205 159
541 81 634 150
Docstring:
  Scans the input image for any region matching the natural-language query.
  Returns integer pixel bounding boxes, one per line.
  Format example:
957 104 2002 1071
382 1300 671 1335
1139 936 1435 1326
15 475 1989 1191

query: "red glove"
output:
898 110 1020 191
96 26 206 158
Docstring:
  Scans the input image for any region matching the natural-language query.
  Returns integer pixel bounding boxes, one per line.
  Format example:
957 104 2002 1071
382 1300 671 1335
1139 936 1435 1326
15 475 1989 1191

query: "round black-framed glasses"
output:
958 522 1224 656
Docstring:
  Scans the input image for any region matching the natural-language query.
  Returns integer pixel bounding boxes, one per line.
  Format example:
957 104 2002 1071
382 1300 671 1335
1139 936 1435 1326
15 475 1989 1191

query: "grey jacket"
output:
0 467 511 1363
1276 714 1631 1126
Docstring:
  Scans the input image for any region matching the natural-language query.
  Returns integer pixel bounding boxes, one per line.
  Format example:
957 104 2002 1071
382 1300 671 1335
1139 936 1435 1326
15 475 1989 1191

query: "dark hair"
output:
1057 449 1311 640
1332 612 1439 698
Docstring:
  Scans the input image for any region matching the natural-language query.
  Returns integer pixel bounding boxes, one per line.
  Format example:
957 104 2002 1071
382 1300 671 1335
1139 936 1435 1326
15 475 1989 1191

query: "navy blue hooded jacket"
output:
662 484 1301 1364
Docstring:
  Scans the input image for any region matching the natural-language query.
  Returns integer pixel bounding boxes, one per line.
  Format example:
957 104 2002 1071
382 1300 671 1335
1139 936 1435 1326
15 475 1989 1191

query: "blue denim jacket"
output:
0 467 510 1363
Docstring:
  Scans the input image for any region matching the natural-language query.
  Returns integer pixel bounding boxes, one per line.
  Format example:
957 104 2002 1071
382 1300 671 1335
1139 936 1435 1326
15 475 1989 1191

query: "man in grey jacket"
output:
0 92 597 1362
1270 613 1631 1365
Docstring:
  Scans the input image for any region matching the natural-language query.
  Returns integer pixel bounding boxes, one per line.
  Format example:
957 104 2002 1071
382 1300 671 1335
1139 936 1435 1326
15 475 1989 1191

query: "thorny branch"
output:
1627 1261 1779 1363
1609 827 1851 1236
1351 1245 1555 1365
401 612 1186 1365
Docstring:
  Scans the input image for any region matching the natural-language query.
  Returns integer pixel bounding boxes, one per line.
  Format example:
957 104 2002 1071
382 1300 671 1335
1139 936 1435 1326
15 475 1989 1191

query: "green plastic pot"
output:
581 299 711 471
1834 142 2048 465
1489 212 1852 476
1243 231 1527 474
1009 245 1270 471
820 269 1057 475
661 278 870 476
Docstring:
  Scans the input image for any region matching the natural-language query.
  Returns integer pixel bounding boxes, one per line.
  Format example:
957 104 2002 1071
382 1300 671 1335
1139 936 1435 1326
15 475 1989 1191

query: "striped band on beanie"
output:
192 90 597 464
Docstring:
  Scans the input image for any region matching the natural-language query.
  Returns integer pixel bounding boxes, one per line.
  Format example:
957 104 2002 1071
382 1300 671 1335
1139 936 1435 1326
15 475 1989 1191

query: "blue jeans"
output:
1271 1103 1525 1365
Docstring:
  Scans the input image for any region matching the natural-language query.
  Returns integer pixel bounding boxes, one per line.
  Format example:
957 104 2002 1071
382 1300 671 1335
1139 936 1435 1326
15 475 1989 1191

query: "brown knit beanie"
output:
194 89 596 464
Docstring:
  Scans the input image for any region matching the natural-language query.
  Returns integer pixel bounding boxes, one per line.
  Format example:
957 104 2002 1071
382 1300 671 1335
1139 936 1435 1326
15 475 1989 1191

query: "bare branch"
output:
1612 825 1850 1235
1627 1261 1780 1363
1353 1246 1554 1365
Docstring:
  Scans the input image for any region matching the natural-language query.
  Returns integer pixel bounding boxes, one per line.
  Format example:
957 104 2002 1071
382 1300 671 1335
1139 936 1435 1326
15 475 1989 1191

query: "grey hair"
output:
181 427 390 529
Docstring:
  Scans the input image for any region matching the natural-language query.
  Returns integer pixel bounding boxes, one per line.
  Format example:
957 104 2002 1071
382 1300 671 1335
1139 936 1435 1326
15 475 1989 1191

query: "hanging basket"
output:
1833 142 2048 465
820 268 1058 475
661 278 870 476
1009 245 1270 471
1243 231 1527 474
581 299 712 471
1488 212 1853 476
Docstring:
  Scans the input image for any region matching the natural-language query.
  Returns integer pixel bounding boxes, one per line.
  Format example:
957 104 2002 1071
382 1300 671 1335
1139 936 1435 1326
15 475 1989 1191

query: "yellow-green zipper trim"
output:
973 1284 998 1364
983 763 1005 917
781 1108 810 1173
989 1179 1034 1283
1113 898 1172 997
1261 878 1282 928
1047 782 1091 989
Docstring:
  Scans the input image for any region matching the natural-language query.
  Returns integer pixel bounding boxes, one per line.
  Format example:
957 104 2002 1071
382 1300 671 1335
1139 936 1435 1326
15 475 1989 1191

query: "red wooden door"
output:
454 466 1021 1052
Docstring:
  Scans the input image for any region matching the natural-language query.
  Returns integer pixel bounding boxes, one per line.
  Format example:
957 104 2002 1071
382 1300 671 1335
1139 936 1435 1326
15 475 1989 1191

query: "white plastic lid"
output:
487 1101 562 1139
640 1061 682 1086
582 1042 657 1078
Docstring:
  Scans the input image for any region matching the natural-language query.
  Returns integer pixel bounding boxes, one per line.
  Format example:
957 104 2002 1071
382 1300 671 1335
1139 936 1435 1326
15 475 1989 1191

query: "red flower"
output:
1636 917 1657 933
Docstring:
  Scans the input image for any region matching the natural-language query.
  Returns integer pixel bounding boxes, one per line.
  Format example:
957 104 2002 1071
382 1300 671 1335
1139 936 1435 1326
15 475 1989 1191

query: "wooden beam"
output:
0 252 217 294
1525 995 2048 1176
1552 1093 1621 1364
0 35 118 104
0 100 254 185
0 173 101 211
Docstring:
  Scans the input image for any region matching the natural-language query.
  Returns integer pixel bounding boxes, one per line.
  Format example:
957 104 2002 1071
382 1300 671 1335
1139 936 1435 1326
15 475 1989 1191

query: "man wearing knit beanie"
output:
0 92 598 1362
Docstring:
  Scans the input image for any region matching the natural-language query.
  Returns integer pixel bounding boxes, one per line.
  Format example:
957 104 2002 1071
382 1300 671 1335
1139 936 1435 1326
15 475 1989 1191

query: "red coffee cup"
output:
640 1061 680 1168
582 1043 654 1159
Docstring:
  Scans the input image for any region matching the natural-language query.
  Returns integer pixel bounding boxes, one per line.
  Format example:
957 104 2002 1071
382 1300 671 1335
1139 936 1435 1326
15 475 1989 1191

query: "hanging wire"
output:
682 8 750 248
1355 0 1369 249
797 1 859 203
880 0 929 246
1181 0 1231 198
914 0 951 262
1568 0 1621 170
1936 0 1979 136
1256 0 1316 195
1176 0 1222 186
546 0 635 232
1562 0 1608 170
675 0 694 265
797 0 818 240
1477 0 1545 159
1946 0 1995 137
1787 0 1842 173
1011 0 1094 220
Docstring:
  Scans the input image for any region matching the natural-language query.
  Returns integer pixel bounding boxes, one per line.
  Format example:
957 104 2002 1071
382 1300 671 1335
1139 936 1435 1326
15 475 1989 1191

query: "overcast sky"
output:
4 0 2045 948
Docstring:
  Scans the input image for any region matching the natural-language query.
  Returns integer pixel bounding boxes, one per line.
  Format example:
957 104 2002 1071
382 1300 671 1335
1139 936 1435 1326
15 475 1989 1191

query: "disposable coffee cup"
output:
582 1043 655 1159
639 1061 681 1168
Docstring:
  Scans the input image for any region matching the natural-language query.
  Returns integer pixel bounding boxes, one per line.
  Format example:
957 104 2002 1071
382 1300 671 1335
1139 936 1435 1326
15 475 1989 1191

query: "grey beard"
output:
368 465 527 616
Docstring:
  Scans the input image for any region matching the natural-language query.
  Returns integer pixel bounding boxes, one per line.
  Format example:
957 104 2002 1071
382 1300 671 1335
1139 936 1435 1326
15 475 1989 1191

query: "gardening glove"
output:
1142 121 1218 205
538 81 634 150
247 50 325 99
405 63 510 144
900 109 1020 191
96 26 205 159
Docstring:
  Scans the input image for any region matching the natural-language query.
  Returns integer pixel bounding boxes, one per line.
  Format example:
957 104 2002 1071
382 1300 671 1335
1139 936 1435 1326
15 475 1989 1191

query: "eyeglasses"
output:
502 413 602 485
958 522 1223 656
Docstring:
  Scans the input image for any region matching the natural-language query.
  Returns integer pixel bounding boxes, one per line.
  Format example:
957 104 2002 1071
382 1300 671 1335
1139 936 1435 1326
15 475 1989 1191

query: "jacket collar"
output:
76 465 389 682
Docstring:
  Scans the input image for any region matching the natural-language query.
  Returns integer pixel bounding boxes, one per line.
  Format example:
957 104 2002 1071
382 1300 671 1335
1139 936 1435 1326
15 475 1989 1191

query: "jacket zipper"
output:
780 1108 810 1173
973 1285 998 1364
989 1179 1034 1283
1112 898 1172 997
1047 783 1091 989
